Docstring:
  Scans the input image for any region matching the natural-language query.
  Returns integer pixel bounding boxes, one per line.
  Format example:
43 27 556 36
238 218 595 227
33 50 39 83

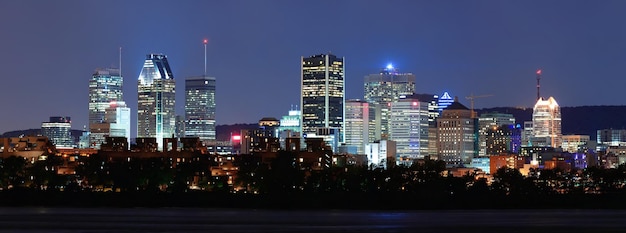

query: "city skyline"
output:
2 1 626 134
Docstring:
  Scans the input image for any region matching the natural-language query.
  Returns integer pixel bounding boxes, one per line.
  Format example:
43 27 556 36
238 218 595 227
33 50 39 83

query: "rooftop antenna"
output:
119 47 122 77
536 69 542 101
203 38 208 76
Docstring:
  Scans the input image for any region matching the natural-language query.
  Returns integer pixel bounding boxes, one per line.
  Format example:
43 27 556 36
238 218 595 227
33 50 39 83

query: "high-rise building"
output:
106 101 131 145
478 112 515 156
344 99 375 155
532 97 562 148
41 116 74 149
364 65 416 140
437 91 454 112
437 98 475 167
185 76 216 142
137 54 176 150
301 53 344 141
389 95 430 163
88 68 123 148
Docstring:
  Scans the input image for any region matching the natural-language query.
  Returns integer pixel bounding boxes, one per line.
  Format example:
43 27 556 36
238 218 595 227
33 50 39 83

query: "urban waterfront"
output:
1 208 625 233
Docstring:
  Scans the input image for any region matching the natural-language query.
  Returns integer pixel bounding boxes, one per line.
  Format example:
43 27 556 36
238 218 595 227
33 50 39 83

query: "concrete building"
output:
437 98 475 167
561 135 591 153
478 112 515 156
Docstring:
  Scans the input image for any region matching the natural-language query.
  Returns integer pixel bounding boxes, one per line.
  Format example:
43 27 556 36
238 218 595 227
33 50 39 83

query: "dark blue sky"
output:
1 0 625 134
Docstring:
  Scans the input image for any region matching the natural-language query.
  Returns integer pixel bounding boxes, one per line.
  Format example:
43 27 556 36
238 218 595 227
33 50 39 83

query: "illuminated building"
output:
561 135 590 153
365 140 396 169
185 76 216 142
364 65 415 140
137 54 176 150
301 53 344 141
41 116 74 149
106 101 131 146
478 112 515 156
597 129 626 151
437 98 475 167
88 68 123 148
241 118 281 154
532 97 562 148
278 107 301 150
344 99 375 154
437 91 454 111
389 95 429 163
484 124 521 155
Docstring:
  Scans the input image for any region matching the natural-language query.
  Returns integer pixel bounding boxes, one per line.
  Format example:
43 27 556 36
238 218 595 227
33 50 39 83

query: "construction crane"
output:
465 93 494 118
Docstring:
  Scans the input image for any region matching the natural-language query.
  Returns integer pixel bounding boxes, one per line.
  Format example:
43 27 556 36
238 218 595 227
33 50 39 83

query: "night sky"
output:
1 0 625 135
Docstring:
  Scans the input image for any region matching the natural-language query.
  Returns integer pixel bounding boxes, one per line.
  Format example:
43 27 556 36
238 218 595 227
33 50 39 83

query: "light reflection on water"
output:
0 208 625 233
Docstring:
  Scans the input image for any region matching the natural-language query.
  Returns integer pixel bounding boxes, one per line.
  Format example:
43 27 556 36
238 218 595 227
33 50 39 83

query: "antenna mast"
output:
119 47 122 77
203 38 208 76
536 69 542 101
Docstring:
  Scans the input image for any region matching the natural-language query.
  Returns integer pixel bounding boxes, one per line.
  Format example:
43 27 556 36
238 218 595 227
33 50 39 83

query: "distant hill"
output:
478 106 626 138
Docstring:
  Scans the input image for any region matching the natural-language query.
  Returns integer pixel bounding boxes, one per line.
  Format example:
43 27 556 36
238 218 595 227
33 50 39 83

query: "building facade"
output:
478 112 515 156
389 95 429 163
137 54 176 150
88 68 123 148
185 76 216 142
437 99 475 167
363 65 416 140
301 53 344 141
41 116 74 149
344 99 375 155
532 97 562 148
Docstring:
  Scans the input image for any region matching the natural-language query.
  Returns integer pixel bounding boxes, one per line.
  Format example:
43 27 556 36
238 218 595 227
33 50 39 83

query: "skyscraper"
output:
88 68 123 148
301 53 344 140
344 99 375 154
389 95 430 164
41 116 74 149
437 98 475 167
364 65 415 140
185 76 216 142
532 97 562 148
137 54 176 149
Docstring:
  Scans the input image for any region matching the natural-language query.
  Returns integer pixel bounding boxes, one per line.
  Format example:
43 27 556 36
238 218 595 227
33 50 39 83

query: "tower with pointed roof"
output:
436 97 476 167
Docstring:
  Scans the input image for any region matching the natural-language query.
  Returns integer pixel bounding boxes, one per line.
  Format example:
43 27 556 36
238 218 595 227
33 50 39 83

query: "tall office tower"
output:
105 101 131 145
345 99 375 155
389 95 430 164
301 53 344 141
478 112 515 156
88 68 123 148
41 116 74 149
185 76 216 142
522 121 534 146
137 54 176 150
437 98 475 167
364 65 416 140
532 97 562 148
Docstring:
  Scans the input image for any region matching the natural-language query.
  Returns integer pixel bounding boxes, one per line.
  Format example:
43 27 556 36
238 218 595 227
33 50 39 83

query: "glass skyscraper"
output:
345 99 375 155
301 53 344 140
88 68 123 148
364 65 415 140
137 54 176 149
389 95 429 163
185 76 216 142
